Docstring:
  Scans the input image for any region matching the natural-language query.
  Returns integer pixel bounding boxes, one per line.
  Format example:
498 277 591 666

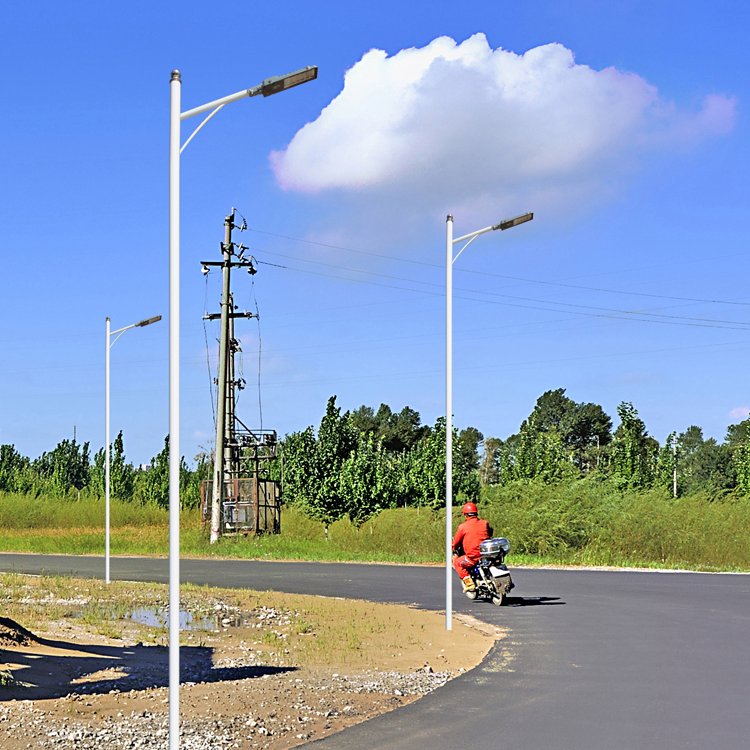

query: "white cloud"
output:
271 34 735 218
729 406 750 421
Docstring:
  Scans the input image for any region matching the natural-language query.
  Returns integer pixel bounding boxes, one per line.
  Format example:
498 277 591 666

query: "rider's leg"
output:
453 555 476 590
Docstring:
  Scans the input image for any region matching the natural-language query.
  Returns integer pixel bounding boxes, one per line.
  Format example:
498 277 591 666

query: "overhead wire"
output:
248 226 750 307
255 254 750 332
202 270 216 428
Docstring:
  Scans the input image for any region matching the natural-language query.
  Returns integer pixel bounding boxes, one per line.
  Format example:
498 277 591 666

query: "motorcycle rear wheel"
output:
464 589 478 600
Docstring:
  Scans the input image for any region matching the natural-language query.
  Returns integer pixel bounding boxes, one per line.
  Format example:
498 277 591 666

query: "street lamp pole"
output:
445 211 533 631
168 64 317 750
105 314 161 585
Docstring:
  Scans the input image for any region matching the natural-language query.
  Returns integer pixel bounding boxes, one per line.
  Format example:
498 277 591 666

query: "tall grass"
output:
2 485 749 571
0 492 168 528
482 478 750 571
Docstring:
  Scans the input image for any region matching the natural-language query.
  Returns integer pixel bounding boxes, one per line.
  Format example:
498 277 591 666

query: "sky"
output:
1 1 748 467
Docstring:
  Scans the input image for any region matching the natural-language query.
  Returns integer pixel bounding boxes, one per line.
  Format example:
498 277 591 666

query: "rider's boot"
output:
461 576 476 592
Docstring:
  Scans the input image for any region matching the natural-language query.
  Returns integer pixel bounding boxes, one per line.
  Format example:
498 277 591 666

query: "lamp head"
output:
494 212 534 231
260 66 318 97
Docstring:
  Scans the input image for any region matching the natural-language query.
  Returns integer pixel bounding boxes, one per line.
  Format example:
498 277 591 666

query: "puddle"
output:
124 607 238 631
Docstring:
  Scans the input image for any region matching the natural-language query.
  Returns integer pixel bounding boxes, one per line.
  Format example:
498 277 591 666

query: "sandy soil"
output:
0 591 502 749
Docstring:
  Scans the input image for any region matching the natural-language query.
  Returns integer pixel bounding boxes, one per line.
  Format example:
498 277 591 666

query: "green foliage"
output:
90 431 135 500
479 437 502 486
32 436 91 497
498 389 611 484
526 388 612 470
726 417 750 494
133 436 190 508
676 427 733 495
339 434 394 526
482 477 621 555
608 402 658 489
281 397 357 528
655 432 678 493
183 450 211 509
587 489 750 569
348 403 427 452
3 485 750 572
733 441 750 494
0 445 33 494
513 419 576 483
281 400 480 524
403 417 446 508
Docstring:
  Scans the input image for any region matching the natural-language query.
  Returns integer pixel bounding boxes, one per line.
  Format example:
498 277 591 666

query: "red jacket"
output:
452 516 493 561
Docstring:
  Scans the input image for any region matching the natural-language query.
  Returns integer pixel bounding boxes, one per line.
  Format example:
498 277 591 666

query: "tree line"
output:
486 388 750 496
0 433 205 508
276 396 481 529
2 388 748 527
277 390 750 529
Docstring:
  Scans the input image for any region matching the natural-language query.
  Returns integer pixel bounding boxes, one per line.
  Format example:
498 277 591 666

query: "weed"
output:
2 484 750 570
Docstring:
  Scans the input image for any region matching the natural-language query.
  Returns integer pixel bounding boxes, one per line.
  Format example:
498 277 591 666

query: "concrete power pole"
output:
205 209 256 544
672 434 678 499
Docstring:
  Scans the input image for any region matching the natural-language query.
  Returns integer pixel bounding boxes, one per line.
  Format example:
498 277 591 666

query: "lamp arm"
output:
452 233 480 265
181 104 226 155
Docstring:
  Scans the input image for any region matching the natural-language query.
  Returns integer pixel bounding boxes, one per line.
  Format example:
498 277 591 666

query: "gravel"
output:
0 665 452 750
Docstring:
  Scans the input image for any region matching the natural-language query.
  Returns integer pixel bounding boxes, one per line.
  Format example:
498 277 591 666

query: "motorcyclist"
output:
452 502 493 592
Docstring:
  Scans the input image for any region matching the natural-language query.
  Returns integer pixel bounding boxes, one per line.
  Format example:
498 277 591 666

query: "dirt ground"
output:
0 582 502 749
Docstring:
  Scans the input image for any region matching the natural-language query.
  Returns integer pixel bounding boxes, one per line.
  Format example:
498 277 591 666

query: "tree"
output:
90 431 135 500
726 417 750 494
526 388 611 471
339 434 395 526
406 418 447 508
455 427 483 499
676 426 733 495
32 436 90 497
513 417 572 483
0 445 34 494
609 402 658 489
479 437 502 486
135 436 189 507
282 397 358 529
348 402 427 453
656 432 678 495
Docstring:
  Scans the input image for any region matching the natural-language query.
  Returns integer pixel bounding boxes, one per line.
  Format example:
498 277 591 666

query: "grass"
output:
2 484 750 572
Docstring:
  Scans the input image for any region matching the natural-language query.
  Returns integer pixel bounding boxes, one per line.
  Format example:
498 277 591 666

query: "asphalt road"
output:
1 553 749 749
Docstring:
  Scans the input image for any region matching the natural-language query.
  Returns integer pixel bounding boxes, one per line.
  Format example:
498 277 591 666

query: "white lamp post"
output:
445 211 533 631
104 314 161 584
168 64 317 750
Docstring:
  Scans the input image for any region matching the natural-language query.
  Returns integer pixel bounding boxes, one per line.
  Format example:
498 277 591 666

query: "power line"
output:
249 226 750 307
256 254 750 332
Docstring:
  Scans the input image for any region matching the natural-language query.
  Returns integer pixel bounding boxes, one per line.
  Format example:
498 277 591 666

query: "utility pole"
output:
672 434 678 498
205 209 256 543
201 209 282 542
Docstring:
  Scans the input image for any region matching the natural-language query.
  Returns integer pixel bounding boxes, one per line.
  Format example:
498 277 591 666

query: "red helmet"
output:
461 502 478 516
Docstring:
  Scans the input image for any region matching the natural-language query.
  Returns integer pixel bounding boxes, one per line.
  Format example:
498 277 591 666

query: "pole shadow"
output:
0 630 295 701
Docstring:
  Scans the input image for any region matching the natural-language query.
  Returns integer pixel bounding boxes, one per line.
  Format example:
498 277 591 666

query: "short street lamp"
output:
168 64 317 750
445 211 533 631
104 314 161 584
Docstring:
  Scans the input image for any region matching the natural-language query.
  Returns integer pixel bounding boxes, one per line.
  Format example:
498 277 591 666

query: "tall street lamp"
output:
445 211 533 631
168 64 317 750
105 314 161 584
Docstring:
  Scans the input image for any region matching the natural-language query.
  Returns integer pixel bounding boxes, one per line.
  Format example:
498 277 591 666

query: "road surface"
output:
1 553 748 749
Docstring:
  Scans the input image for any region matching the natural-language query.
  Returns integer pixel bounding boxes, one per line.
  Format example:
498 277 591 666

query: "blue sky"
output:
1 1 747 466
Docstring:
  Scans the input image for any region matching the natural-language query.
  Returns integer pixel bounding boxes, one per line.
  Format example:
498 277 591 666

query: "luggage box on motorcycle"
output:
480 537 510 557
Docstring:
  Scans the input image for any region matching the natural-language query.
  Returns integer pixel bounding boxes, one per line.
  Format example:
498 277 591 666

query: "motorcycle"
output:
463 537 514 606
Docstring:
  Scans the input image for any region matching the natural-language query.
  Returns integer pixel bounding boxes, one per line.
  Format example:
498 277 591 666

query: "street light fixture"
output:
169 64 317 750
445 211 533 631
105 314 161 584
